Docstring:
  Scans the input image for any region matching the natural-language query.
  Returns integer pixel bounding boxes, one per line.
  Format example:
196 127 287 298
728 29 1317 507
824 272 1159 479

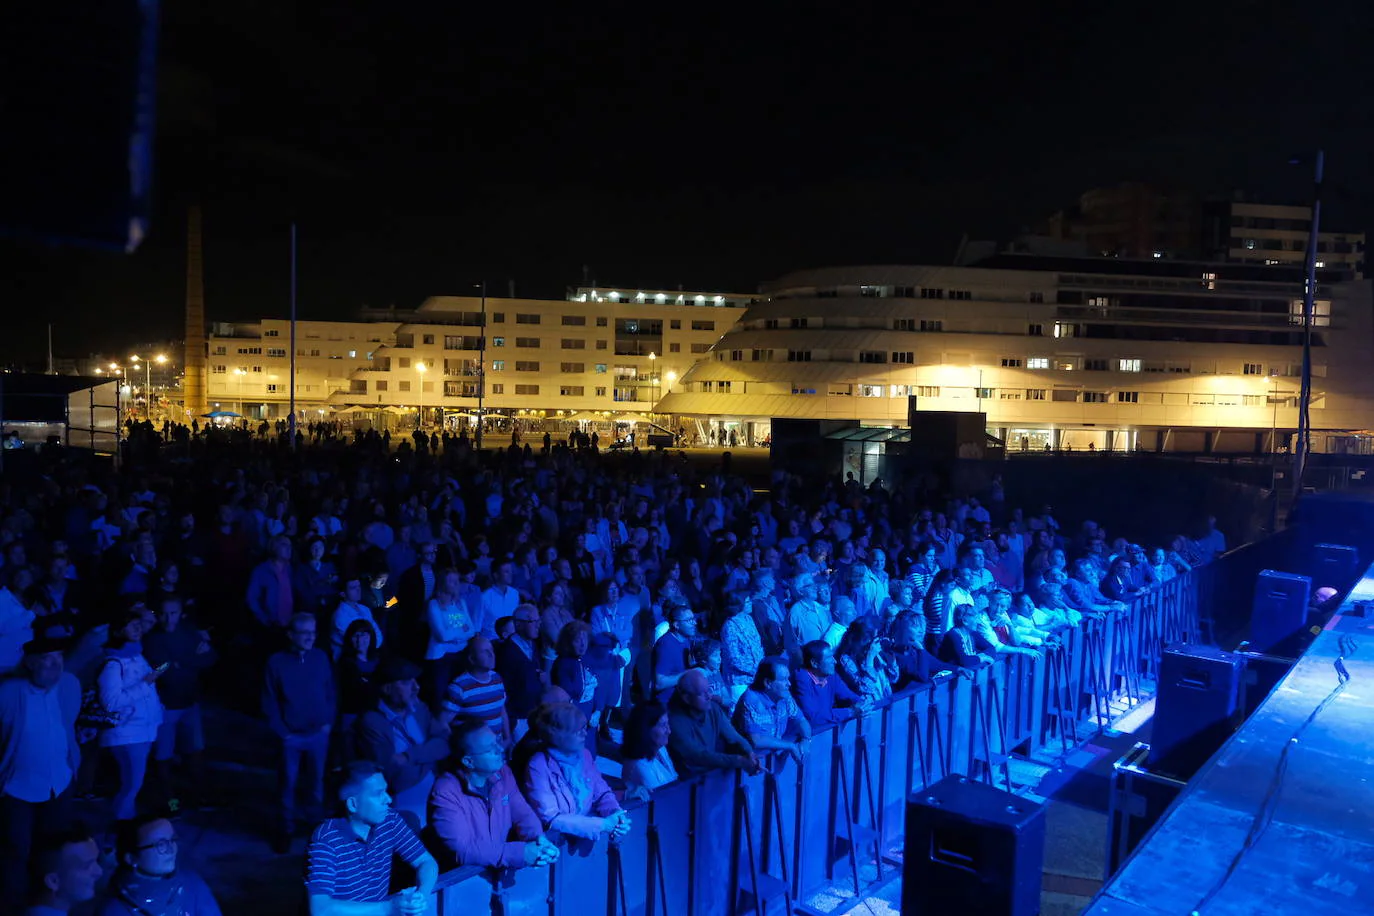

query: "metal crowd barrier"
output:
419 568 1206 916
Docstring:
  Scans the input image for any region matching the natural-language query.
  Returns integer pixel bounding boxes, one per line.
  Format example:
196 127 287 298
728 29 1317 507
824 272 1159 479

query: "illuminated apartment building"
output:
204 288 753 425
658 254 1374 453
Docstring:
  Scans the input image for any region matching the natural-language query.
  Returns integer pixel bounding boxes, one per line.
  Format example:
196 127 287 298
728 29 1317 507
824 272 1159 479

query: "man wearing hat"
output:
352 656 451 830
0 635 81 902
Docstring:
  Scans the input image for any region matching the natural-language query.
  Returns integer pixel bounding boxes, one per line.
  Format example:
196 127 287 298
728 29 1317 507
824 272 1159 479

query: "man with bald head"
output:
667 670 761 778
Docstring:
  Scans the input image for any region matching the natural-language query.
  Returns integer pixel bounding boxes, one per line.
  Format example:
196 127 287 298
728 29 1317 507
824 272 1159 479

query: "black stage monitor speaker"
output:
1149 643 1243 778
1310 543 1359 588
1250 569 1312 654
903 774 1045 916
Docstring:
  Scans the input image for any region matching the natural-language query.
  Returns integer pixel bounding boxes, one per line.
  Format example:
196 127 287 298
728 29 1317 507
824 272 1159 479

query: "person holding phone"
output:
97 605 166 821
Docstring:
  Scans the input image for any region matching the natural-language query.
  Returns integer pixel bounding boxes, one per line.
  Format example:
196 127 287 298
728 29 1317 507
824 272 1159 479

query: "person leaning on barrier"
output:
885 611 952 687
792 640 866 728
621 701 678 801
427 717 558 871
732 658 810 765
519 702 630 844
305 761 437 916
667 670 762 778
1098 555 1144 604
938 604 996 670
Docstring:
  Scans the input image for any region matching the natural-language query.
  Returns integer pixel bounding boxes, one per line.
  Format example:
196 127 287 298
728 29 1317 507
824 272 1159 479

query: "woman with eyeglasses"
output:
102 814 222 914
519 702 631 848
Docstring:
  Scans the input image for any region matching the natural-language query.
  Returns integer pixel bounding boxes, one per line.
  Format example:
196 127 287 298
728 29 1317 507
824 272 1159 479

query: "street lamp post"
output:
648 352 658 409
233 367 247 416
1270 374 1280 454
416 361 427 430
476 281 486 451
129 354 168 419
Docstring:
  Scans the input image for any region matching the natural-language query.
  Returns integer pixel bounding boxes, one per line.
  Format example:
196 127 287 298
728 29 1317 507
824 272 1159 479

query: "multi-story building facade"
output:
203 288 753 425
1044 184 1364 278
657 255 1374 453
1202 199 1365 275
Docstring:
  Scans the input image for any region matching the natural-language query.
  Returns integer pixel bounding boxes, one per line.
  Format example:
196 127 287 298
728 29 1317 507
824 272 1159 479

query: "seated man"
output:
732 658 810 764
23 828 102 916
306 761 437 916
667 670 761 778
99 815 221 915
792 640 865 728
428 717 558 870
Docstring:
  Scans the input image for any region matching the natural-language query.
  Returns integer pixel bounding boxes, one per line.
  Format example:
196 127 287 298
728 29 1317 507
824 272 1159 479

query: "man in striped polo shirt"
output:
306 761 438 915
440 636 510 742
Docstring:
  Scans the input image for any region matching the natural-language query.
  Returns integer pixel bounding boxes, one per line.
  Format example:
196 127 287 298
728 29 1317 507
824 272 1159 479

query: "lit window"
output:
1118 359 1141 372
1027 357 1049 369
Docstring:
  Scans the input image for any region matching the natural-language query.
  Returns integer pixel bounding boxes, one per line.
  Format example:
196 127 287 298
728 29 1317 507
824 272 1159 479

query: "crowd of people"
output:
0 423 1228 914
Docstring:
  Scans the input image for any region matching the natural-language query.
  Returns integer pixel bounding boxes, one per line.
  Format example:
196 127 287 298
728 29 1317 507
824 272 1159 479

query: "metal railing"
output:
414 568 1207 916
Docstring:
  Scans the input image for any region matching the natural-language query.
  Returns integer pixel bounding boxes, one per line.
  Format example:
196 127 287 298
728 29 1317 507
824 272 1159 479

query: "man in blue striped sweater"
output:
306 761 437 915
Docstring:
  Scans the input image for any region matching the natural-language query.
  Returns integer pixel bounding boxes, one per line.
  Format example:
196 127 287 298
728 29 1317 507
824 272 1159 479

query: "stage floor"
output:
1086 599 1374 914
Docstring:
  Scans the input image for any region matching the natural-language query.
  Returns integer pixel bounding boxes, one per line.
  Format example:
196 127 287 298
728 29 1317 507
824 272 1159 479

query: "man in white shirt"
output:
0 637 81 903
479 560 520 638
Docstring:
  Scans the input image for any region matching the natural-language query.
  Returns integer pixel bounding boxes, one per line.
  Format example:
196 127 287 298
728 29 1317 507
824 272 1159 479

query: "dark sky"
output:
3 3 1373 362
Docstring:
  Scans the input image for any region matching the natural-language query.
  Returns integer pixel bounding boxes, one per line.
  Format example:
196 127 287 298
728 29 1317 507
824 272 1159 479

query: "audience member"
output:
733 658 810 764
620 701 678 800
667 670 760 778
793 641 864 728
520 702 630 845
337 620 380 734
99 814 221 915
98 607 165 823
428 717 558 870
23 827 102 916
440 636 510 742
262 612 335 853
141 597 215 810
651 604 699 704
305 761 437 915
353 658 450 830
1 637 81 903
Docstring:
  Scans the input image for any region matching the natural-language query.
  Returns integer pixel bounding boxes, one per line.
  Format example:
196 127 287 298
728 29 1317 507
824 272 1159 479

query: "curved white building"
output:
658 255 1374 453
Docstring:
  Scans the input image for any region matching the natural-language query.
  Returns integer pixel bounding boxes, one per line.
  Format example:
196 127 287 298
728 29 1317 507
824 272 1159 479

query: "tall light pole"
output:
476 281 487 451
233 367 247 416
416 361 427 430
130 354 168 419
109 363 126 418
1269 374 1280 454
1292 150 1323 514
648 352 658 409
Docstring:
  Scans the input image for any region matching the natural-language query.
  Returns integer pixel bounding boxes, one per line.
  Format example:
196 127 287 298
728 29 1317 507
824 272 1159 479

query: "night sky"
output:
2 4 1372 362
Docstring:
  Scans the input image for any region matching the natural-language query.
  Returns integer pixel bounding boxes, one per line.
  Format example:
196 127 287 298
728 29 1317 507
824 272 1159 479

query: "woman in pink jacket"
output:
518 702 630 846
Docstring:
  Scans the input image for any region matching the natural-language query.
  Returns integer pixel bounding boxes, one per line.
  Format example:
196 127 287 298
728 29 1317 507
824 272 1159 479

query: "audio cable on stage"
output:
1190 635 1358 915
